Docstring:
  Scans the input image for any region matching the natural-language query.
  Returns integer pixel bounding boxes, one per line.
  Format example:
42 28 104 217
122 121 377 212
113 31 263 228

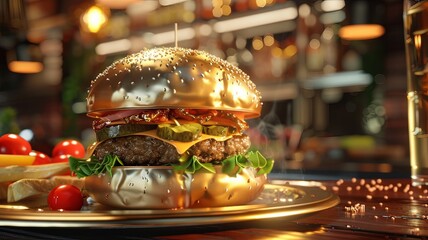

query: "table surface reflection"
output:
0 178 426 239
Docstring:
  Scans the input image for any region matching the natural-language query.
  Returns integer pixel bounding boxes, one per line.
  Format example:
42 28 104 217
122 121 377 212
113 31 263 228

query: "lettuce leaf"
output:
173 150 274 177
69 155 123 178
69 150 273 178
172 155 216 174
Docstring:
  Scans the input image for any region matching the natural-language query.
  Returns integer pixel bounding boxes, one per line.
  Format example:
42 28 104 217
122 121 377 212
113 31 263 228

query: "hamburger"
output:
70 47 273 209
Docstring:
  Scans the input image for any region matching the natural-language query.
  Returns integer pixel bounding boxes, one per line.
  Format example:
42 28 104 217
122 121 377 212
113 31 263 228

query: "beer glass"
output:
404 0 428 185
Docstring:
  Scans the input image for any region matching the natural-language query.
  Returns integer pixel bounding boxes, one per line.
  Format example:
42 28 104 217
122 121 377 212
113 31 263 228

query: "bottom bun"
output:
84 166 267 209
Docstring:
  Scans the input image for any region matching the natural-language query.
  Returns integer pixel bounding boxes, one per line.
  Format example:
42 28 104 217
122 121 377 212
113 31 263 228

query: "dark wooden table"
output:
0 178 426 239
155 178 428 239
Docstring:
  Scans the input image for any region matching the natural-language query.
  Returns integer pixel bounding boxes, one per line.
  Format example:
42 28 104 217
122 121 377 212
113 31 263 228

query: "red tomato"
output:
47 184 83 211
52 140 85 158
0 134 32 155
29 151 52 165
51 154 69 163
51 155 74 176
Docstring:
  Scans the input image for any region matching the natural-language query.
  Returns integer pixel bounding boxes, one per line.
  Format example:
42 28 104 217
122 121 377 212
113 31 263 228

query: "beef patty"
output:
93 134 251 166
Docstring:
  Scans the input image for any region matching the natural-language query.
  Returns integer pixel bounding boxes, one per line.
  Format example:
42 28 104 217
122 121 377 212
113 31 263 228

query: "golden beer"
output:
405 0 428 185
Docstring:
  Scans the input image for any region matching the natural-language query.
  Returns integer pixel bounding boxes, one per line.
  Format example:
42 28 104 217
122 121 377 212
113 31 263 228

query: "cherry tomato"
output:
52 140 85 158
47 184 83 211
0 134 32 155
29 151 52 165
51 155 74 176
51 154 69 163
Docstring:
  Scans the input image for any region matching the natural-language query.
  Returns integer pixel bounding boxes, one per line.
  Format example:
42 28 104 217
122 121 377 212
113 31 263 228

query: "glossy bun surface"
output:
87 47 262 118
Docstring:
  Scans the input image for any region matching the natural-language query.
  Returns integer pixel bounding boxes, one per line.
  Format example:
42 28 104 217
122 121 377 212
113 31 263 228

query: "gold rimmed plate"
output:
0 183 339 228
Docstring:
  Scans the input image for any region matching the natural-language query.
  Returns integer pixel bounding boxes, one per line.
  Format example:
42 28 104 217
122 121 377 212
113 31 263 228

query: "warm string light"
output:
80 4 110 34
415 34 422 49
212 0 232 17
8 61 43 74
338 24 385 41
250 34 297 59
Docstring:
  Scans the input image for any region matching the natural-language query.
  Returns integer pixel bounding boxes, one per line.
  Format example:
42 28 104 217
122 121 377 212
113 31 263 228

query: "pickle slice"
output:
96 124 157 141
157 123 202 142
202 126 235 136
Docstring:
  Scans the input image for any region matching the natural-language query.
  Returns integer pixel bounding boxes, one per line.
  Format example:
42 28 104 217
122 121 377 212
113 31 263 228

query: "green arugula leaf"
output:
256 151 267 168
172 156 193 172
247 151 259 166
188 157 199 173
247 151 268 168
257 158 274 175
69 151 273 178
222 155 237 176
198 161 216 173
236 155 249 168
224 150 274 177
222 151 274 176
172 156 216 174
69 155 123 178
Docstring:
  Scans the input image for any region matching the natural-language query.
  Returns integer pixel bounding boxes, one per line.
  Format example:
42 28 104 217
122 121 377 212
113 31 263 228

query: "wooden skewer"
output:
175 23 178 48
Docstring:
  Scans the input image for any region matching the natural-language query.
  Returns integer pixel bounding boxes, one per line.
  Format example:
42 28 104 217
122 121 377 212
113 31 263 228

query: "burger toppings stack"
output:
69 47 274 209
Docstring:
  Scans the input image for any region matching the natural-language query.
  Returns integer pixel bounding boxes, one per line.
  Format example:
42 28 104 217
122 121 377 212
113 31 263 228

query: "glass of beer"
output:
404 0 428 185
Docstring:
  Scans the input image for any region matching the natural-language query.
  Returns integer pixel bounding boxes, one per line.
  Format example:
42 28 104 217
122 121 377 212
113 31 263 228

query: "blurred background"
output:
0 0 408 179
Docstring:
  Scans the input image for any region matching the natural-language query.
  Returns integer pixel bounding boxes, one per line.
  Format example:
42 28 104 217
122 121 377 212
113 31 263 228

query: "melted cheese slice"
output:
87 129 234 156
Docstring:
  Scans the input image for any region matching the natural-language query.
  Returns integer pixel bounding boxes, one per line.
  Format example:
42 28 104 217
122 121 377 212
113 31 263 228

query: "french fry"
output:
0 163 69 182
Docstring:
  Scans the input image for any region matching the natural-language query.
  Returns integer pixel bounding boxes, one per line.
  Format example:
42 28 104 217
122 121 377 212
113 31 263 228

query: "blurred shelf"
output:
301 71 372 91
258 82 298 101
257 71 372 102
